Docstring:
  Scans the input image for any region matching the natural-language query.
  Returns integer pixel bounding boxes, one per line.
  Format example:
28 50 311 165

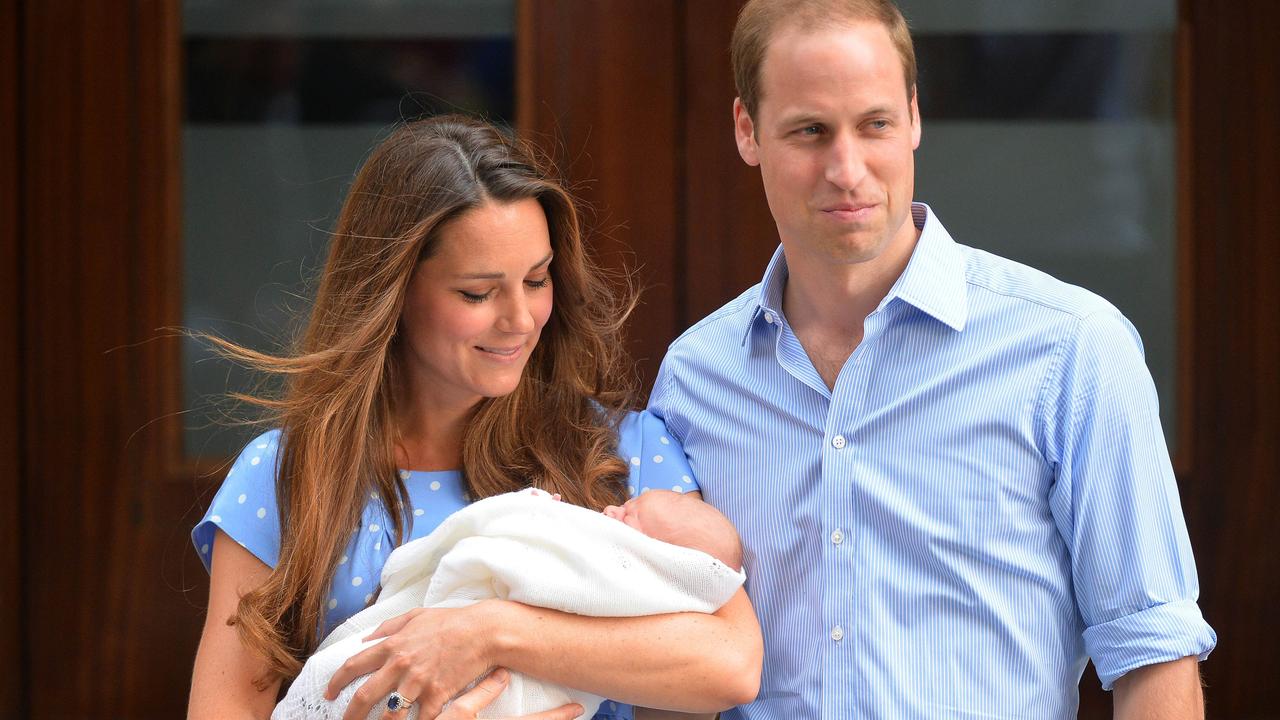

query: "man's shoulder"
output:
667 283 762 351
958 244 1121 323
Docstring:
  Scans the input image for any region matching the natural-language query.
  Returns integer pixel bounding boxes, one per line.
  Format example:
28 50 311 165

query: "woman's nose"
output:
497 293 536 334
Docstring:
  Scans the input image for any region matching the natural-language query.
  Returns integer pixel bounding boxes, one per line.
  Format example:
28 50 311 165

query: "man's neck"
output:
781 222 921 389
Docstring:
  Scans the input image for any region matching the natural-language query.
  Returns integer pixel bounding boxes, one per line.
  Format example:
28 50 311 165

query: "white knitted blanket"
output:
272 489 746 720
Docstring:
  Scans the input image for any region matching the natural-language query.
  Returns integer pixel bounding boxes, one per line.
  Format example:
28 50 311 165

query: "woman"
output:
187 115 762 720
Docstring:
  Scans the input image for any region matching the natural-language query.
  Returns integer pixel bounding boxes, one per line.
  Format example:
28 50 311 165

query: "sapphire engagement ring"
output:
386 691 415 713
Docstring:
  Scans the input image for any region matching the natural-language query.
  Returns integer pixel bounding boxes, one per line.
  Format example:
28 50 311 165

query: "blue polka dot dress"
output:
193 410 700 720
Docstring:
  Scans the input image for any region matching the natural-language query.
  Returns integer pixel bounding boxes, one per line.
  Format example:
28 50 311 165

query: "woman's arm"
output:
188 530 281 720
635 711 716 720
492 589 761 709
328 587 762 720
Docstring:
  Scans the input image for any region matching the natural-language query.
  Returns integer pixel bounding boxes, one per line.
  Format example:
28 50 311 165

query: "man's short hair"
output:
731 0 917 121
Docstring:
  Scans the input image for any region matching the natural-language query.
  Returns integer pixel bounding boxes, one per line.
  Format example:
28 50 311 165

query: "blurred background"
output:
1 0 1276 717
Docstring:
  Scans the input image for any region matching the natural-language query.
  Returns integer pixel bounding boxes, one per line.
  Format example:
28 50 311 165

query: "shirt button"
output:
764 311 775 324
831 434 846 449
830 625 844 642
831 529 844 545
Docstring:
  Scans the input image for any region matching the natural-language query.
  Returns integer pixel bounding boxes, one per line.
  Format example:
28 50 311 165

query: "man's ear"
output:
733 98 761 166
909 85 921 150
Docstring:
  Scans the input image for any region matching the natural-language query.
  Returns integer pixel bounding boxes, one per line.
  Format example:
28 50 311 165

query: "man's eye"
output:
801 125 823 135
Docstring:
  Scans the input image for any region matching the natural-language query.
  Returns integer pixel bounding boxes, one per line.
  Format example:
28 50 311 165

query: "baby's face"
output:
602 489 691 537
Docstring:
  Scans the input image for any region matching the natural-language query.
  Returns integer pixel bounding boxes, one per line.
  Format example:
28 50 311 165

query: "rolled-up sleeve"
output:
1042 310 1216 689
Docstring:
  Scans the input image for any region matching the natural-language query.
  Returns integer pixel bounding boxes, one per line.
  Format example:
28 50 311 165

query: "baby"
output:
273 488 746 720
602 489 743 570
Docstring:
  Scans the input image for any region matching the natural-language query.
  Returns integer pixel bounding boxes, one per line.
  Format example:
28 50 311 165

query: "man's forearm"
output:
483 589 762 713
1112 656 1203 720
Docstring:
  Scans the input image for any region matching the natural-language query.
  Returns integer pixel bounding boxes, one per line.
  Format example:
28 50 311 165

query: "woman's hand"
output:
413 668 582 720
328 604 502 720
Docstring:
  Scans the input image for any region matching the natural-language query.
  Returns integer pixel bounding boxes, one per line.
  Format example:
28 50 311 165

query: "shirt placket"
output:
819 306 886 718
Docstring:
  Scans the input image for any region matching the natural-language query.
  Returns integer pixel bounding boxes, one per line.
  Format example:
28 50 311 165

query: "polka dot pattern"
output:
193 412 699 661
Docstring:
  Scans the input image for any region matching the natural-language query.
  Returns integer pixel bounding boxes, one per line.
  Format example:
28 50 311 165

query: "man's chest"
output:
677 346 1055 564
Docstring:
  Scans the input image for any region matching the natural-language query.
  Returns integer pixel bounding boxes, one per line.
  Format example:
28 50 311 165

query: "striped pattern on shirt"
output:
649 203 1215 720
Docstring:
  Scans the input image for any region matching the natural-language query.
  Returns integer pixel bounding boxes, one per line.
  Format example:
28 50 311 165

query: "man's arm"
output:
1112 656 1203 720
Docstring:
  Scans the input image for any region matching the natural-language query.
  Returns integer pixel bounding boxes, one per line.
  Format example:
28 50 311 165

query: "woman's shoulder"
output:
191 428 286 572
616 410 698 497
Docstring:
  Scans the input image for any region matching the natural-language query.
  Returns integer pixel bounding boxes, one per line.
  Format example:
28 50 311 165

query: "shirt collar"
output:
744 202 968 345
884 202 968 331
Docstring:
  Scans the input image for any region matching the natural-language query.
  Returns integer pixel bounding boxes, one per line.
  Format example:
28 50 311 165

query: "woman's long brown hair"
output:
206 115 637 685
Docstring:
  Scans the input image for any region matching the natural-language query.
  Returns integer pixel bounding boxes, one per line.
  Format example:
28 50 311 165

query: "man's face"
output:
734 22 921 269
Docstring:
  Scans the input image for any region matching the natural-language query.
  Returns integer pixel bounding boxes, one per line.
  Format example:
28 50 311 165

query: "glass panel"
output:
181 1 515 458
902 1 1179 448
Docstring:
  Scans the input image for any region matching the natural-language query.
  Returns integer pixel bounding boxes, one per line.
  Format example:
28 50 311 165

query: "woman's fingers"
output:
328 605 499 719
440 667 511 717
338 659 407 720
440 669 583 720
365 608 424 641
325 639 389 700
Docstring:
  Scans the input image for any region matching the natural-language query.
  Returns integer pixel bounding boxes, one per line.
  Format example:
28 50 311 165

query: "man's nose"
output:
824 134 868 191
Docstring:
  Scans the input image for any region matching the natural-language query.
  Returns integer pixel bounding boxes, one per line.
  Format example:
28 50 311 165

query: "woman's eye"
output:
460 290 491 304
525 277 551 289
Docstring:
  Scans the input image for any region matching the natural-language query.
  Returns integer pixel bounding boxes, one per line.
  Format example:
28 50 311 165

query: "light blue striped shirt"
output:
649 203 1215 719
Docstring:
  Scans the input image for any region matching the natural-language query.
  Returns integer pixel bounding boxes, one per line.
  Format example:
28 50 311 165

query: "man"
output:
648 1 1216 718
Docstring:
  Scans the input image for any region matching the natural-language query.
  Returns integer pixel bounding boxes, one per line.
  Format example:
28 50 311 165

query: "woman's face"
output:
398 198 555 415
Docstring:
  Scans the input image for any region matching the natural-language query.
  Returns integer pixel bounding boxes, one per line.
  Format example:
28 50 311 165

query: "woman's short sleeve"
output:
191 429 284 572
592 412 703 720
617 409 701 498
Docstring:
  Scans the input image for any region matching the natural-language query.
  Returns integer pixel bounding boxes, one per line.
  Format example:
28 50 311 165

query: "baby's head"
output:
602 490 743 571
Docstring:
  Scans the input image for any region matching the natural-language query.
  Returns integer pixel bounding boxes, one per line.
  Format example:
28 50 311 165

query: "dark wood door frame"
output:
2 0 1275 716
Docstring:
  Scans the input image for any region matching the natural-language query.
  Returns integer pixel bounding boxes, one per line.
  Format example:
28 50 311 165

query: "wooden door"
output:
3 0 1276 717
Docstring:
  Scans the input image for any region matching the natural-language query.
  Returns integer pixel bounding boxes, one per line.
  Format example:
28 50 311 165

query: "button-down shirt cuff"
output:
1084 599 1217 690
